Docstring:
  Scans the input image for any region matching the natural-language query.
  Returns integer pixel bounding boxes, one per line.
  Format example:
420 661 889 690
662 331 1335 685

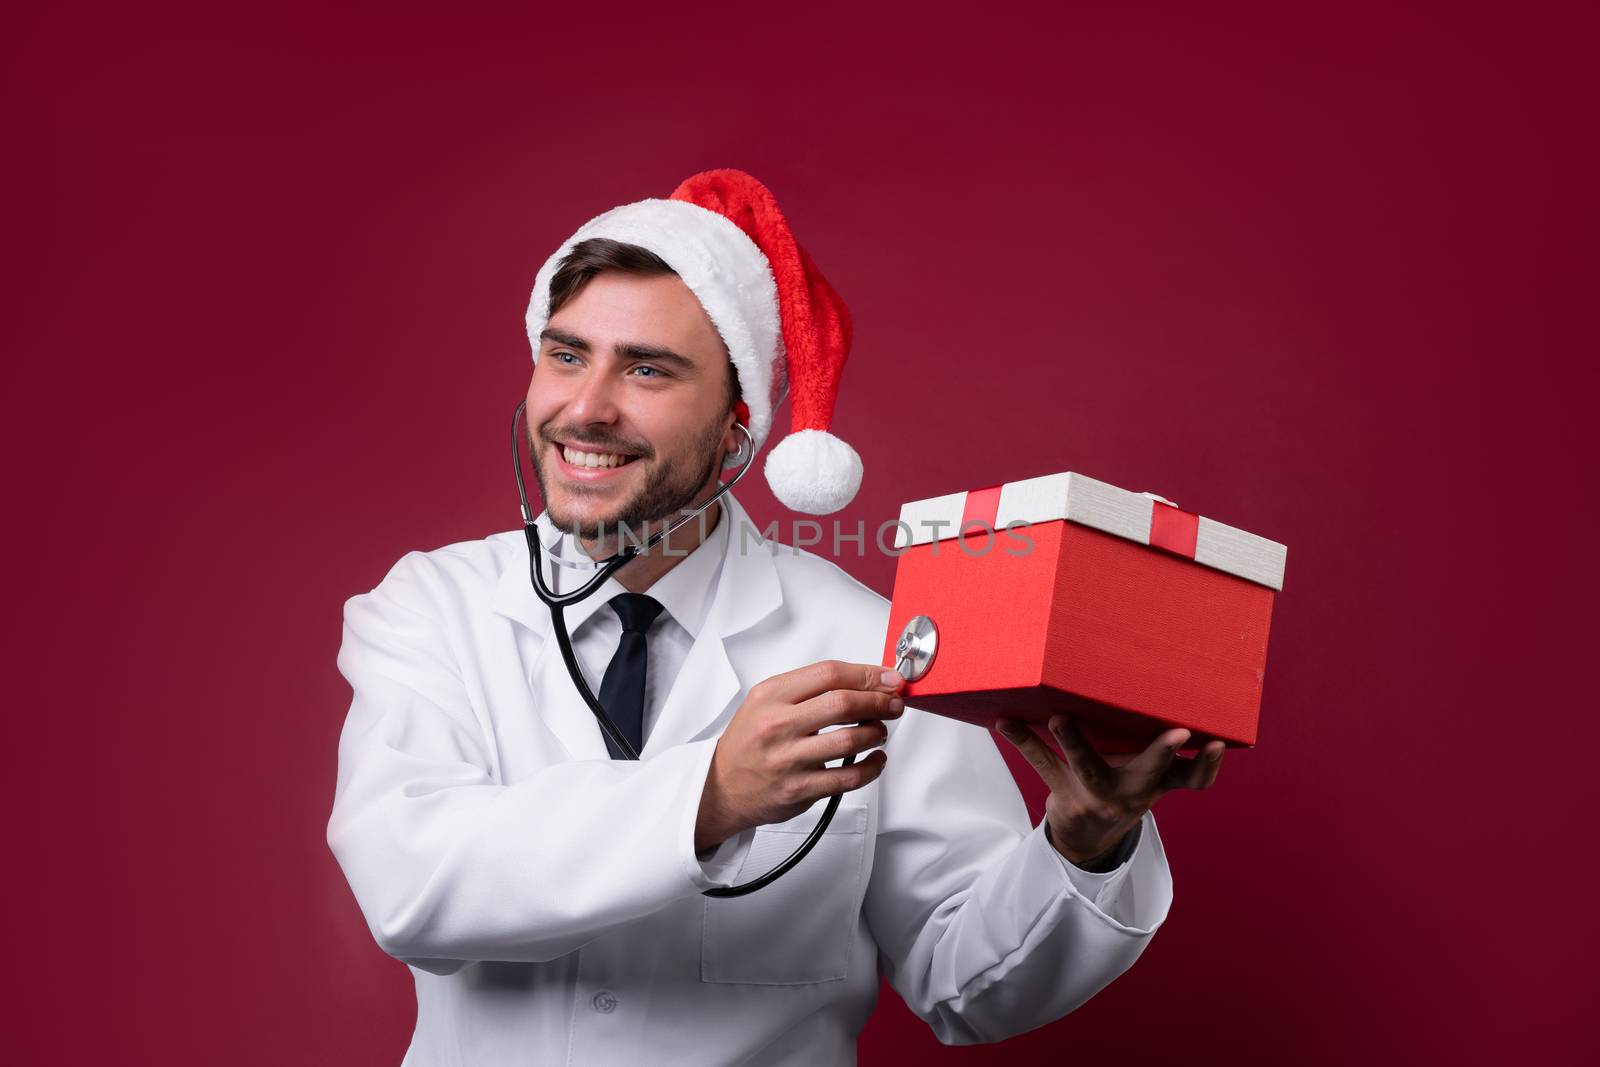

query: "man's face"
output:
526 271 737 540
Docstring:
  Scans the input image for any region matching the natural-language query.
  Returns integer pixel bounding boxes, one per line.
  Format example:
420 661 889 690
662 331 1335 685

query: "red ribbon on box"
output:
1149 500 1199 558
960 484 1004 531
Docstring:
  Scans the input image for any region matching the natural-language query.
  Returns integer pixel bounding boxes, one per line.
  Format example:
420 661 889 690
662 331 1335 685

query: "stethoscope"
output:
510 399 853 897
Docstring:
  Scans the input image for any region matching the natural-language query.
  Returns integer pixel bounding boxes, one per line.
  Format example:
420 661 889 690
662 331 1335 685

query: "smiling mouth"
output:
557 443 642 470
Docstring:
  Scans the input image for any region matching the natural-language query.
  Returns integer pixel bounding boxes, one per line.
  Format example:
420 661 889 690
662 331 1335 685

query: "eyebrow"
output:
539 328 699 373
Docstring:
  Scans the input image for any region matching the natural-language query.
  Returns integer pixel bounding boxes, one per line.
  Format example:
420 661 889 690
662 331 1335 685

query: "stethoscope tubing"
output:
511 400 853 898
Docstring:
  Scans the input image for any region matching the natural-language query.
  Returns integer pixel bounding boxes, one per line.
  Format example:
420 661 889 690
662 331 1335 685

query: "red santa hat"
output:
524 168 861 514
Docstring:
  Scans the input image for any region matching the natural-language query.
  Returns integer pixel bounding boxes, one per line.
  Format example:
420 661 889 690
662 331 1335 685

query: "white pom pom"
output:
763 429 863 514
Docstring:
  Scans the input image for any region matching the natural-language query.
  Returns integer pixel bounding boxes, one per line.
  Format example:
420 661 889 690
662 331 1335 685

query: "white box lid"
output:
893 471 1287 591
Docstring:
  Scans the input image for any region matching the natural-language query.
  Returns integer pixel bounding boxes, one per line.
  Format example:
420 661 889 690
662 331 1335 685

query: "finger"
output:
797 748 887 801
1046 716 1114 792
1164 740 1226 791
995 719 1069 792
1121 726 1193 789
760 660 903 705
793 687 905 733
789 722 890 767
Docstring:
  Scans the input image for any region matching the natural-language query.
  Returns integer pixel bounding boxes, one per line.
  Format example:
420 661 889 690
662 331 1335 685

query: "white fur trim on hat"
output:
763 429 863 514
525 199 788 453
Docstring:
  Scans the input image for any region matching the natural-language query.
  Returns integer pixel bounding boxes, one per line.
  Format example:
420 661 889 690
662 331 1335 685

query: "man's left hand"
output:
994 715 1224 868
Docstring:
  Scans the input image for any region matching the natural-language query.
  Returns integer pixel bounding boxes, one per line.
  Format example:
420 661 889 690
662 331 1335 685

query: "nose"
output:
564 366 623 426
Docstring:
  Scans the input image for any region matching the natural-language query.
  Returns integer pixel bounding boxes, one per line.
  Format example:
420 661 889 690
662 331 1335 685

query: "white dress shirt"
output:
549 505 728 750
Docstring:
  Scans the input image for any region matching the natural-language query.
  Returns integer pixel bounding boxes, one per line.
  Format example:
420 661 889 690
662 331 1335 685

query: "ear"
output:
722 401 751 468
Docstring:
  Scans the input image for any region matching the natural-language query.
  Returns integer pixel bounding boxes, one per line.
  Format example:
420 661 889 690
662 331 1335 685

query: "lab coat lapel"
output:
488 527 554 637
645 495 783 755
488 528 615 761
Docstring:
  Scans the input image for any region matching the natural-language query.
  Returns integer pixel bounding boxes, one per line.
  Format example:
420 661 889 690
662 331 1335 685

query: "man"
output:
327 169 1225 1066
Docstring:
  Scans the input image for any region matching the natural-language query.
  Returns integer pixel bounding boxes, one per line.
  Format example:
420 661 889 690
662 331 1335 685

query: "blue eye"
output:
632 365 662 378
552 351 580 365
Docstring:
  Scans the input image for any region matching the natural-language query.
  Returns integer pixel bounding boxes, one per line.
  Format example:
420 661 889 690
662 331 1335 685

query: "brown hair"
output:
548 238 676 317
547 237 740 412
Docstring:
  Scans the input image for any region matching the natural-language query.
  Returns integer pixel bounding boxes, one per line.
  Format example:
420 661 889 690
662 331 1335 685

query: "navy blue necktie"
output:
597 593 664 759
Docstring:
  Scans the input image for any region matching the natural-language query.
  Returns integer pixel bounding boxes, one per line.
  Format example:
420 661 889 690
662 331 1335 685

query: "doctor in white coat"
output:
327 170 1227 1066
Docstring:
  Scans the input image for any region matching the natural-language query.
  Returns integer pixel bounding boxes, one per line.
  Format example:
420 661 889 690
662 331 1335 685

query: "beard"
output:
531 413 726 541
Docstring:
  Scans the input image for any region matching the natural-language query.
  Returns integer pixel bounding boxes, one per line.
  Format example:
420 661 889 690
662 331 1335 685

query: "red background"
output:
7 2 1595 1063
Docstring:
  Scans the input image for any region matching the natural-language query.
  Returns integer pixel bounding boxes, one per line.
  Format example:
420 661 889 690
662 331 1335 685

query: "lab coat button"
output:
592 990 618 1014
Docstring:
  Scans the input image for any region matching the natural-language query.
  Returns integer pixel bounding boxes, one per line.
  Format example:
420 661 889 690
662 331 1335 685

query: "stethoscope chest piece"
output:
894 615 939 682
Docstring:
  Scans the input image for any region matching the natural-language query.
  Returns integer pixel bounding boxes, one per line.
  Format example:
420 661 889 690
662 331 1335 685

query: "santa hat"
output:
524 168 861 514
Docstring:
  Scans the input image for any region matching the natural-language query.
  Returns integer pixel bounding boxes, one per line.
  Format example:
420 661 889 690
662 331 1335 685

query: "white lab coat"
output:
327 494 1173 1066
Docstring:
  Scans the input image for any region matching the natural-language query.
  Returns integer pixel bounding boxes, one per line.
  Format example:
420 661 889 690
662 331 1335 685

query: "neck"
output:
577 496 723 594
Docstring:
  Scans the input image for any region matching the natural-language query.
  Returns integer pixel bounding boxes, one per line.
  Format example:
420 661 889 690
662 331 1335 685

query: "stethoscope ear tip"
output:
723 421 755 469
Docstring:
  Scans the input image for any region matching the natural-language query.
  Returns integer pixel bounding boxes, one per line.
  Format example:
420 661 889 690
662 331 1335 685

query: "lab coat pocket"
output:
700 802 869 985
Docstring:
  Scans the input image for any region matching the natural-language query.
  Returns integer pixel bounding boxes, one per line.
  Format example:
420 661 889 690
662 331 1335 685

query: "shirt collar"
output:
536 502 731 638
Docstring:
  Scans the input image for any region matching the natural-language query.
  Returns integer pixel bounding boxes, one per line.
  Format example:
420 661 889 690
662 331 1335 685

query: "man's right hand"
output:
694 661 905 853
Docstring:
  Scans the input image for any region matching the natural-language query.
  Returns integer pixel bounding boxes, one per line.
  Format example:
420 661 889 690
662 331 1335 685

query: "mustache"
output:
537 424 654 459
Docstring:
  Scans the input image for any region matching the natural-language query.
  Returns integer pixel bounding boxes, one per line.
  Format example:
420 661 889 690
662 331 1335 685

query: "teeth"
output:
562 446 630 469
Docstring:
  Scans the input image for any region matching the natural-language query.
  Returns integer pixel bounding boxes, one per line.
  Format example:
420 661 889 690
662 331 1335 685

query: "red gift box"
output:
880 472 1287 750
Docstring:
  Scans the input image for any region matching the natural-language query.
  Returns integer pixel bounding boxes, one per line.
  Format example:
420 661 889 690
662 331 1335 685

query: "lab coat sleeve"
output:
325 559 742 975
863 708 1173 1045
1050 821 1149 927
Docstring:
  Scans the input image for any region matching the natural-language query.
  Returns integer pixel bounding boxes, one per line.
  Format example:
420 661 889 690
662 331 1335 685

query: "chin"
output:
546 491 644 539
546 501 613 537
